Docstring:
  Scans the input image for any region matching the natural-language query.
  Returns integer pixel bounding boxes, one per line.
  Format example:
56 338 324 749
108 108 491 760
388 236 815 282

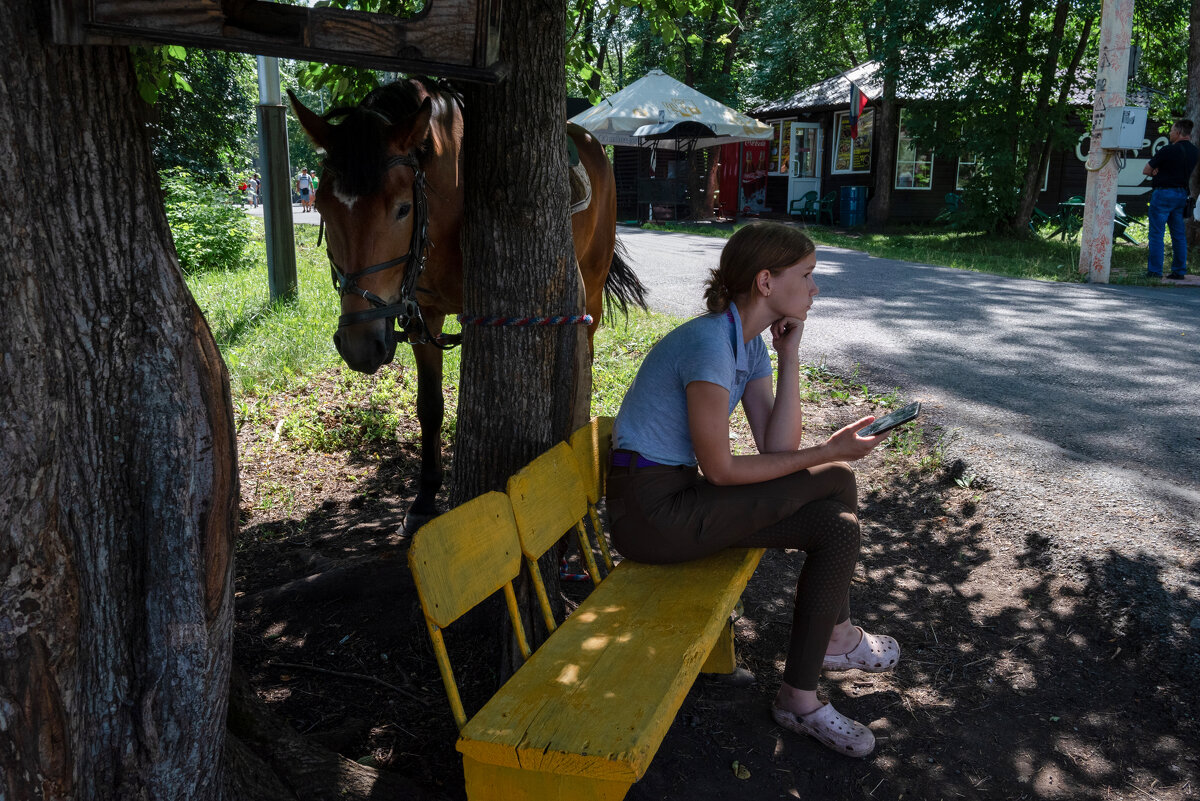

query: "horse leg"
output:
402 321 446 535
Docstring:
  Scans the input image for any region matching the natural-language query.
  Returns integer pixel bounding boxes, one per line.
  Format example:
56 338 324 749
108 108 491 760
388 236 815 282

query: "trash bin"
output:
840 186 868 226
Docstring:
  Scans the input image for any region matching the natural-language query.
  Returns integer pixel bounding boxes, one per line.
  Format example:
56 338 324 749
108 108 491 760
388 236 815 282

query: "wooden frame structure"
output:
51 0 505 83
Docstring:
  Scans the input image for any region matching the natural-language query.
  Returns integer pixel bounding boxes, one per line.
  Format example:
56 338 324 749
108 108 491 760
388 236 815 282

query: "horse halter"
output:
324 153 461 351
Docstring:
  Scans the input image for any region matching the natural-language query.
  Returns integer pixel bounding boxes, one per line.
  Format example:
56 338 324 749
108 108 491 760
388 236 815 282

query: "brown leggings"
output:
606 459 860 691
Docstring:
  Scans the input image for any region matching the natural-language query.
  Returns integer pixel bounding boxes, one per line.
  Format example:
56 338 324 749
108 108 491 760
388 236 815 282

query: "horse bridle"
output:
323 153 461 351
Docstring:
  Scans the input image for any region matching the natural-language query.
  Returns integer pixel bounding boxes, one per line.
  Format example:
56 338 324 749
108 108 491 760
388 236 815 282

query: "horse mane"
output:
320 78 458 198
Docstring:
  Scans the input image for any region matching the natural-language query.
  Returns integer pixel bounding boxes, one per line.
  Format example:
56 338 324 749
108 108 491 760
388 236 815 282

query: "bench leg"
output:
699 618 736 674
463 756 633 801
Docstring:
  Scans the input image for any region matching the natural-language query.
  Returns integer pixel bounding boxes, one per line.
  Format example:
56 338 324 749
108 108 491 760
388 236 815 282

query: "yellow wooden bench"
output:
409 418 764 801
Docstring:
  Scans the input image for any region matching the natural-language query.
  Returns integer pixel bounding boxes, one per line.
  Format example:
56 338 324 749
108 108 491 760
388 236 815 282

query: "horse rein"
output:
323 153 461 351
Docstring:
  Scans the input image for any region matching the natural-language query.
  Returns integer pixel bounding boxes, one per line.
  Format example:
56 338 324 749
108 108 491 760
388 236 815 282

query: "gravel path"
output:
619 227 1200 625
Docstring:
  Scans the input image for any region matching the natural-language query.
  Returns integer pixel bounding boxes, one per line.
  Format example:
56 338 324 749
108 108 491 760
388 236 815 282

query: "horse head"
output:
290 87 435 374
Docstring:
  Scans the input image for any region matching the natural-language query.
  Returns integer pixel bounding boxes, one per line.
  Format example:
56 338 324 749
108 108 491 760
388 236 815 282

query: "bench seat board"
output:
457 547 764 783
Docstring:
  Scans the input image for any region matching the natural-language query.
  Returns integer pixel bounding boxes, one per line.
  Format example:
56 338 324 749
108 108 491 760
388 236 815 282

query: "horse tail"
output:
603 238 648 321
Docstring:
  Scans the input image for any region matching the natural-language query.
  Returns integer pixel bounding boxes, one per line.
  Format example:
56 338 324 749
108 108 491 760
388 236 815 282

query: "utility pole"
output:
1079 0 1134 284
256 55 297 302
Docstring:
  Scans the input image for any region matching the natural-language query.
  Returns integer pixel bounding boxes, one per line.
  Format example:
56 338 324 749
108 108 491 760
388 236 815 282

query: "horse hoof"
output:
401 509 438 537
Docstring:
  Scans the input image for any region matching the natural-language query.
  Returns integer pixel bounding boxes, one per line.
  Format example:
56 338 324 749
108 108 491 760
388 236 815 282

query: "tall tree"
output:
901 0 1100 234
0 4 236 796
0 4 444 798
152 48 258 183
455 0 583 670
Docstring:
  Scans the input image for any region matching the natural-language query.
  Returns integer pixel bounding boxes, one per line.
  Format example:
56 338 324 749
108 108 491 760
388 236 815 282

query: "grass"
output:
643 217 1177 286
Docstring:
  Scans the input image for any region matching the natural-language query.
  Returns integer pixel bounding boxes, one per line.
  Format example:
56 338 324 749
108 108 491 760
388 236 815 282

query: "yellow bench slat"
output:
408 491 522 628
507 442 590 560
457 547 764 782
568 416 613 504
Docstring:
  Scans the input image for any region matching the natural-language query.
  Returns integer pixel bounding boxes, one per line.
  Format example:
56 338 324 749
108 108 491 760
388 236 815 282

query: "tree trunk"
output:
1 5 446 799
866 78 898 232
457 0 579 674
0 3 236 798
1011 0 1071 235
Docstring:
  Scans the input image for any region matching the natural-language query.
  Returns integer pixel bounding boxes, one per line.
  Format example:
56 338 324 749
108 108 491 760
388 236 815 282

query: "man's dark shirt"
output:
1147 139 1199 189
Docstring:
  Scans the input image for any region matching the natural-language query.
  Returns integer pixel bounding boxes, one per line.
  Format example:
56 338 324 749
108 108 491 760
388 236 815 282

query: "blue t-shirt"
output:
613 303 773 466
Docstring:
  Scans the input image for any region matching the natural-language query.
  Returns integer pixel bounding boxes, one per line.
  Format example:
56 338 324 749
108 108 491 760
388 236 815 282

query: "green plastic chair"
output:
814 191 837 225
1113 202 1139 245
935 192 962 223
788 190 818 219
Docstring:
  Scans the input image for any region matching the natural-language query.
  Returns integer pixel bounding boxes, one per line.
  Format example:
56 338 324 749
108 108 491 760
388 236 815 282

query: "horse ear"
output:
392 97 433 152
288 89 332 152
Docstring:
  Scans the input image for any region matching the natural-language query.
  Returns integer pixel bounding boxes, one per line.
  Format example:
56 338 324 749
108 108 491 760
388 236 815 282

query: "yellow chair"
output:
506 443 603 635
567 416 616 574
408 491 531 730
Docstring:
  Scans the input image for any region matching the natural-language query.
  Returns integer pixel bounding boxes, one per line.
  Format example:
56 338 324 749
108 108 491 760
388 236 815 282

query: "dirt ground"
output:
233 369 1199 801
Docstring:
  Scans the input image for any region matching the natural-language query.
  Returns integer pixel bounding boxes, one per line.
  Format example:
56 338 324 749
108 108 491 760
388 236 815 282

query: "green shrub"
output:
160 167 251 273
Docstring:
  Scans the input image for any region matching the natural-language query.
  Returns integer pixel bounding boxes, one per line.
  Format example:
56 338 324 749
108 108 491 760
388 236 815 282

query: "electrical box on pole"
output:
1099 106 1148 150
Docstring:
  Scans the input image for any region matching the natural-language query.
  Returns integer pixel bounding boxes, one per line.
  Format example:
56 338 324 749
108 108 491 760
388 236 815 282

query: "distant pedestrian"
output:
1144 119 1199 280
296 167 313 212
248 174 261 209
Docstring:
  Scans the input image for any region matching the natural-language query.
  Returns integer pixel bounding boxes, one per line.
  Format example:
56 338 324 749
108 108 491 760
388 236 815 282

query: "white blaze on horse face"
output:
333 185 358 211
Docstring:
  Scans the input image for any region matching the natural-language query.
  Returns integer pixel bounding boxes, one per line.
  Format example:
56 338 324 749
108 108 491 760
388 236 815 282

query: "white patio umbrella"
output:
569 69 772 150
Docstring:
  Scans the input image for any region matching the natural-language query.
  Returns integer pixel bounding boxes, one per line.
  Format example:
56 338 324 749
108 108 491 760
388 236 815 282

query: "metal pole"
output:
1079 0 1133 284
256 55 297 303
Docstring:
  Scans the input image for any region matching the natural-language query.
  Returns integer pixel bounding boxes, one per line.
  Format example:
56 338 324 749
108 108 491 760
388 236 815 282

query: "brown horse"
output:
289 80 644 531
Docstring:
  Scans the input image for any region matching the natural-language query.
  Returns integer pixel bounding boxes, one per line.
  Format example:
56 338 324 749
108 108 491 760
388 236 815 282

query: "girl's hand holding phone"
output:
823 416 883 462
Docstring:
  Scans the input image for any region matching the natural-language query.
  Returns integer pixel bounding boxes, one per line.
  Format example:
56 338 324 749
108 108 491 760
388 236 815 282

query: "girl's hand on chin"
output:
771 317 804 352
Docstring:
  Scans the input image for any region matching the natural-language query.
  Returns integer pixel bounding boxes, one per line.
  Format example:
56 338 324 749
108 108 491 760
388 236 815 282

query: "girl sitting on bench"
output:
606 222 900 758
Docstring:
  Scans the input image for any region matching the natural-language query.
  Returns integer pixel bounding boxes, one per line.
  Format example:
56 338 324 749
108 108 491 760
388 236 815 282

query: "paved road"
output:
244 204 322 226
618 226 1200 591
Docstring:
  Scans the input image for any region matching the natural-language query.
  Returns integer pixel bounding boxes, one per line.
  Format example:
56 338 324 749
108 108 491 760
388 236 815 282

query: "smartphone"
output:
857 401 921 438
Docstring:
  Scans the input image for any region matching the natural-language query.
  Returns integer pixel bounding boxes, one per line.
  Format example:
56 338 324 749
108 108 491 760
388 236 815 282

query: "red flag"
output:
849 82 869 138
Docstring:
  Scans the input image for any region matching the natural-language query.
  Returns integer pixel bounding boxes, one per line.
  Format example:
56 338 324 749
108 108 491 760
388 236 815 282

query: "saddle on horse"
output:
567 136 592 216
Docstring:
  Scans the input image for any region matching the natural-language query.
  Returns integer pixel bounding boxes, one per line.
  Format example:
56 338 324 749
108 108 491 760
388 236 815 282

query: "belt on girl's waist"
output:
610 450 667 468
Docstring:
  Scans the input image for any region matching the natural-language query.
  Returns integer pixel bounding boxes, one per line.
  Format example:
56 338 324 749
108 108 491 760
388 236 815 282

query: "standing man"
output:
1143 119 1199 280
295 167 313 212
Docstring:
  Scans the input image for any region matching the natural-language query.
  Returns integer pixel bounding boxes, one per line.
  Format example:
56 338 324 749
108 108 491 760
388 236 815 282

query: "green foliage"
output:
893 0 1102 232
151 48 259 184
160 167 252 274
131 45 191 106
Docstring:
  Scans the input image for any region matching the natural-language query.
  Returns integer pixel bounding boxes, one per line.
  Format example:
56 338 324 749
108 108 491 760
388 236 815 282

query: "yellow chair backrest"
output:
567 416 613 505
567 416 616 574
408 491 530 729
507 442 599 632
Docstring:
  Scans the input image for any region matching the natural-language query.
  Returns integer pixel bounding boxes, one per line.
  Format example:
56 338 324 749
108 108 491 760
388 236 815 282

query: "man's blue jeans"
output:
1147 186 1188 276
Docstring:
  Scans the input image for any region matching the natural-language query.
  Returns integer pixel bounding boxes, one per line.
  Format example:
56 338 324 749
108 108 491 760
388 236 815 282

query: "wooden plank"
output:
407 492 522 628
60 0 506 82
567 416 613 505
457 548 764 781
463 755 632 801
507 443 590 561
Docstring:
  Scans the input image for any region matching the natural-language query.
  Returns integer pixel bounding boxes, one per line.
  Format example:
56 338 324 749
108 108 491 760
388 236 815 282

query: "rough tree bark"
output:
0 4 441 798
0 4 236 798
456 0 579 672
866 81 897 232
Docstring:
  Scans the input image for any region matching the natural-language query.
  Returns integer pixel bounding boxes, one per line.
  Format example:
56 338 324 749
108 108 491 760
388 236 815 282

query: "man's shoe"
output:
1146 271 1163 279
1166 273 1187 280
